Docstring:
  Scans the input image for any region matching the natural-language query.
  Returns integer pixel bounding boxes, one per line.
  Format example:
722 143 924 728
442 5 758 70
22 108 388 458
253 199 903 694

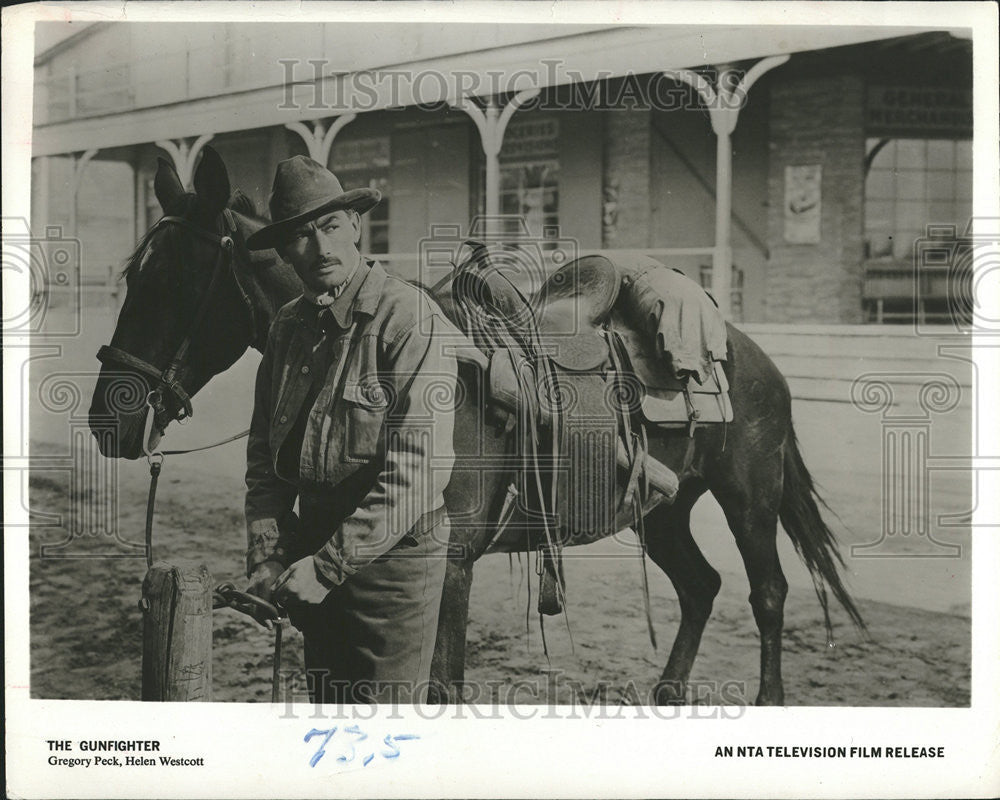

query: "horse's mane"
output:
120 225 160 282
120 190 268 281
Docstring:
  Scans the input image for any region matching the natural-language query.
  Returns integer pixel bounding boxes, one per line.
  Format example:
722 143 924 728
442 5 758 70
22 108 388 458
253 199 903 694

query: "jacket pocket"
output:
341 379 389 462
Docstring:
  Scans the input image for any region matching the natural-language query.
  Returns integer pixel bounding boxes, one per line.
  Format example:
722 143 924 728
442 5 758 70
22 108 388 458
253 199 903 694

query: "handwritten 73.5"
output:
304 726 420 768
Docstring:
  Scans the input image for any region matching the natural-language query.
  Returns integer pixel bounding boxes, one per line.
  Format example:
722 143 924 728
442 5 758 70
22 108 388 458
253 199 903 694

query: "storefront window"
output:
864 137 972 261
331 137 390 254
863 137 973 325
499 160 559 242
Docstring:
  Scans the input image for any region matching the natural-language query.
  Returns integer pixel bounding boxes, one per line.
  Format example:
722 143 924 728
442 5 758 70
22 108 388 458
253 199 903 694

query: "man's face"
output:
278 210 362 294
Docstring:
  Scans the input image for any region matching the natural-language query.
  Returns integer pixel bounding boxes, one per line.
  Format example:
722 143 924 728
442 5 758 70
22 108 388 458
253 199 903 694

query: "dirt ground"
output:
27 455 970 707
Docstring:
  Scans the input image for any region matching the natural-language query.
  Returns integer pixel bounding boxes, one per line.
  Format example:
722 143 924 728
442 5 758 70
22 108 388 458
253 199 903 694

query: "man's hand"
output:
244 560 285 627
272 556 332 608
247 560 284 600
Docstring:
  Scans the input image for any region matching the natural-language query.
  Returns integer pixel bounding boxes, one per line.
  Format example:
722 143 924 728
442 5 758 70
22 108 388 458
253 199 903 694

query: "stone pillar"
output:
602 110 652 249
765 73 866 323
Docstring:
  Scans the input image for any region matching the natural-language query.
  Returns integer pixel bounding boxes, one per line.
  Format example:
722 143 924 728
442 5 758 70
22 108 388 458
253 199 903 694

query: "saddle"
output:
532 255 626 542
460 253 628 541
450 246 731 617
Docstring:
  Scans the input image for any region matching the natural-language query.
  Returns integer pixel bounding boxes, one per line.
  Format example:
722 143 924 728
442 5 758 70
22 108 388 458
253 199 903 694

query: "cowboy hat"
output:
246 155 381 250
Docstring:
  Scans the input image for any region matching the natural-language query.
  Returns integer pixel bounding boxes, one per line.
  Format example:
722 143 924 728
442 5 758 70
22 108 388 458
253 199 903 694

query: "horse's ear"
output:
154 157 185 212
229 189 257 218
193 146 231 217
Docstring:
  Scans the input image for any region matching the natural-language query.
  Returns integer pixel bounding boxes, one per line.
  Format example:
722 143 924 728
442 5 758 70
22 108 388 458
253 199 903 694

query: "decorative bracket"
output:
672 55 789 137
453 89 541 231
155 134 216 188
667 56 789 316
456 88 541 157
71 149 99 198
284 114 357 165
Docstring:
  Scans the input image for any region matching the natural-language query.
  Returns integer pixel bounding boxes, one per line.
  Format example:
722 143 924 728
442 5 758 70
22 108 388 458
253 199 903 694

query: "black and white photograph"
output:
4 2 999 797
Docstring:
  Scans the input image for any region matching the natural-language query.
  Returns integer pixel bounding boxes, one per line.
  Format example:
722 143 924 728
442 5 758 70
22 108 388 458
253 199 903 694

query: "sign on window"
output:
500 118 559 161
867 86 973 137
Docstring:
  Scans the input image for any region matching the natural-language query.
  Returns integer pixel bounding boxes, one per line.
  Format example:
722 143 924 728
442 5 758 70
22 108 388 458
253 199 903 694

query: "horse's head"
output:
89 146 285 459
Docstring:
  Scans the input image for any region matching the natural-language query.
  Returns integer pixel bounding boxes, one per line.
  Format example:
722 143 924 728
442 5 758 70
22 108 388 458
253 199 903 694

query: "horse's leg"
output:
711 455 787 706
427 556 474 704
643 481 720 705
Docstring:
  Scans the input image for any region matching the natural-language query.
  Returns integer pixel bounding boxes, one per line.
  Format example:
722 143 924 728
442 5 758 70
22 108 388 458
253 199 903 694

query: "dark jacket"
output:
244 260 459 585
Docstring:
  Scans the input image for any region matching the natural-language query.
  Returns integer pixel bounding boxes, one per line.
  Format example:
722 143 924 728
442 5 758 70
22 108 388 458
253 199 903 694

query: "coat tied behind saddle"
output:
449 246 731 624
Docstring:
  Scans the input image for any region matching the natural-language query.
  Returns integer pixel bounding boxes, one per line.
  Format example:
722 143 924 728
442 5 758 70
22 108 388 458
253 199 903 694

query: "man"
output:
243 155 458 704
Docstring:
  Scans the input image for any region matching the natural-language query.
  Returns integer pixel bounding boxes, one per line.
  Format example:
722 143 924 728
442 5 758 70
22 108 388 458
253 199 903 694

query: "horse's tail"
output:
780 427 866 638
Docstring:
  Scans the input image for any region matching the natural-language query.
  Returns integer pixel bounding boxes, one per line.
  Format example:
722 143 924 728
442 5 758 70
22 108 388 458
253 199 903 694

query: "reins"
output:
139 399 284 702
140 394 250 572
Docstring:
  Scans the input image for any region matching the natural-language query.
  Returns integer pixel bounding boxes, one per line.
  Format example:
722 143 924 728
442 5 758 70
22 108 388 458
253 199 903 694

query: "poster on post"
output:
784 164 822 244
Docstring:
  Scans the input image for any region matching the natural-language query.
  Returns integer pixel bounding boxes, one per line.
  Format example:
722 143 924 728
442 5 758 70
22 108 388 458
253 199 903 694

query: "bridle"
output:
97 208 257 444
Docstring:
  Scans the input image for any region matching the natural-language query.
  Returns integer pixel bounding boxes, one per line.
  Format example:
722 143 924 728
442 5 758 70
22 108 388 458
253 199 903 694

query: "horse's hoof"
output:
653 679 687 705
538 569 563 616
424 680 453 706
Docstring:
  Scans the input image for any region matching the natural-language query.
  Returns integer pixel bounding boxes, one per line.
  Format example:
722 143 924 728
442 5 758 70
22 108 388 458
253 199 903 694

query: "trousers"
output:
289 514 450 705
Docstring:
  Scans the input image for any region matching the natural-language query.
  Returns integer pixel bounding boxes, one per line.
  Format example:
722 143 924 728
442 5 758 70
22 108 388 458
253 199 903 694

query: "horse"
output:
88 147 864 705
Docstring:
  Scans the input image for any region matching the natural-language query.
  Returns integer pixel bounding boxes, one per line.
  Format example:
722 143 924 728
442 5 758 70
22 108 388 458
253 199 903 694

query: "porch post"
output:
713 105 735 317
133 154 146 242
69 148 98 237
670 55 788 317
455 89 541 237
483 100 500 224
32 156 50 233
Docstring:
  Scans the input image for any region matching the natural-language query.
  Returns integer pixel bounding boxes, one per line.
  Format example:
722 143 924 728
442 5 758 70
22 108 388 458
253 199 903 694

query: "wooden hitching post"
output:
140 562 213 701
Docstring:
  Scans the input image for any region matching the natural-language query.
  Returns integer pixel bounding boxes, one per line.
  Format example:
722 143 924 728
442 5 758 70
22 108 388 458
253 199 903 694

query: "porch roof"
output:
32 24 956 157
